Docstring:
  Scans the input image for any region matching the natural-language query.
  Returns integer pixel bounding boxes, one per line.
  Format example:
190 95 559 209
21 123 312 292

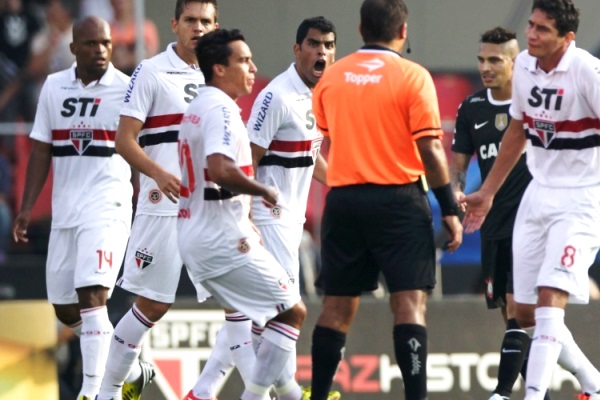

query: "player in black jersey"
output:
450 27 544 400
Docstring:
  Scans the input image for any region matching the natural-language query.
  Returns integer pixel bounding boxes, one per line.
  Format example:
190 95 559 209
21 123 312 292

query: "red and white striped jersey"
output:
247 64 322 225
178 87 259 279
121 43 205 216
30 63 132 228
510 42 600 187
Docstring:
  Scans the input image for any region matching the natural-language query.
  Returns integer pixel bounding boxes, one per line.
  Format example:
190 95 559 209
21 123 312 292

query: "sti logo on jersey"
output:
62 97 101 117
70 130 93 154
528 86 564 111
135 248 154 269
532 119 556 148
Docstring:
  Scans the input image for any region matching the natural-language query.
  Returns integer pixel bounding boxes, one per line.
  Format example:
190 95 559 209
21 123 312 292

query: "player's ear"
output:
399 22 408 40
213 63 226 78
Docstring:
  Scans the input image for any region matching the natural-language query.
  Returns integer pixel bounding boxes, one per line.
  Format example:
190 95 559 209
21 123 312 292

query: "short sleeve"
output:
247 88 287 148
120 60 159 122
452 100 475 155
30 77 52 143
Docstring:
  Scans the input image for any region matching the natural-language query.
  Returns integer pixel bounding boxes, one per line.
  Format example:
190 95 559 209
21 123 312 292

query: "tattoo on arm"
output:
450 152 471 192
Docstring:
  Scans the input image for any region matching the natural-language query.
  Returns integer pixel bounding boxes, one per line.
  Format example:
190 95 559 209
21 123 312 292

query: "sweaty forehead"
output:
304 28 335 42
180 2 216 20
74 18 110 41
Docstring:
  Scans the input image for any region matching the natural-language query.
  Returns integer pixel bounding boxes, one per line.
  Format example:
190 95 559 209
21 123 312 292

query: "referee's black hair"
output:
532 0 579 36
360 0 408 44
296 16 337 45
480 27 517 45
196 29 245 83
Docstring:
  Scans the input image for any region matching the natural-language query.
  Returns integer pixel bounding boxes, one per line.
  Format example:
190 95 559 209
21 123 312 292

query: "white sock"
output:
190 326 234 399
78 306 113 399
273 351 302 400
97 305 154 399
557 324 600 393
524 307 565 400
225 312 255 389
241 321 299 400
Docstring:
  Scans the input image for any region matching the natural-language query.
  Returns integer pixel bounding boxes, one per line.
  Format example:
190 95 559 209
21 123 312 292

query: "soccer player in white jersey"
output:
12 17 132 400
178 28 308 400
184 17 339 400
96 1 219 399
462 1 600 399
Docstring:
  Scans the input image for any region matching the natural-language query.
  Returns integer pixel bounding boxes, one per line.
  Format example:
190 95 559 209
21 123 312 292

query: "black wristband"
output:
432 183 460 216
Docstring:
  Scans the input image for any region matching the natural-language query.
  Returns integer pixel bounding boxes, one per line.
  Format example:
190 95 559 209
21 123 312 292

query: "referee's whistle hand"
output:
442 215 462 253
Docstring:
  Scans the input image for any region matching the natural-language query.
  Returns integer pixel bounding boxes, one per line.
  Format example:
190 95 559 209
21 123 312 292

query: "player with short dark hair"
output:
12 16 132 400
178 28 311 400
463 1 600 399
308 0 462 398
96 1 219 399
451 26 542 400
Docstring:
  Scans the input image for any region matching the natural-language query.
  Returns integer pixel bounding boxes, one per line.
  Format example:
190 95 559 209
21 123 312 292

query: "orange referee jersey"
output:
313 46 443 187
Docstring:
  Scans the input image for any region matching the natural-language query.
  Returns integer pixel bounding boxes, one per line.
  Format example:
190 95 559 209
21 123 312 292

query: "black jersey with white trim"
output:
453 88 532 239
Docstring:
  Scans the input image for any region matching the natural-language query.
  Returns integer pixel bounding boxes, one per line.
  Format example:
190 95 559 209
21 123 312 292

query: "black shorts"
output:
481 236 514 309
317 183 436 296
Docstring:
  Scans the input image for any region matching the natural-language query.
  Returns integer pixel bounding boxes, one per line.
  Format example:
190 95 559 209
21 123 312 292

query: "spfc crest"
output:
495 113 508 131
532 119 556 148
135 248 154 269
70 130 93 154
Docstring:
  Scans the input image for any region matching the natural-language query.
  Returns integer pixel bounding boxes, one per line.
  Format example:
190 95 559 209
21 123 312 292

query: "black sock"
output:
494 318 530 397
311 325 346 400
394 324 428 400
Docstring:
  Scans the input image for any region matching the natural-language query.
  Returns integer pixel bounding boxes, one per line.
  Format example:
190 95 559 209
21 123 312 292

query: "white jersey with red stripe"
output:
510 42 600 187
178 86 259 280
121 43 204 216
30 63 132 228
247 64 322 225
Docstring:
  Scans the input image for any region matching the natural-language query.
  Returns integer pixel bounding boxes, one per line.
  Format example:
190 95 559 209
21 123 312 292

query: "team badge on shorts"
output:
135 248 154 269
271 206 282 218
485 278 494 299
238 238 251 253
149 189 162 204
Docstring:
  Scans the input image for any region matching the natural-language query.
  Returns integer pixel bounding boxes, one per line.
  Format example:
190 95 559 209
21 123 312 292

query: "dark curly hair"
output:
480 27 517 45
532 0 579 36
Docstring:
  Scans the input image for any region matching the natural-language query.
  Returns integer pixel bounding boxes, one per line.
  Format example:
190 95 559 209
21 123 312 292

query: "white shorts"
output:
46 219 130 304
256 222 302 285
513 181 600 304
118 215 211 303
195 244 301 327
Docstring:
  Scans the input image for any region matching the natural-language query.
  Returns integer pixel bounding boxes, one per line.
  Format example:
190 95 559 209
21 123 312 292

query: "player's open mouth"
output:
314 60 326 73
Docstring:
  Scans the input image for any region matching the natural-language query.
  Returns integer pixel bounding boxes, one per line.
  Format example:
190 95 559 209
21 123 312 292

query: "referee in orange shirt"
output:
308 0 463 399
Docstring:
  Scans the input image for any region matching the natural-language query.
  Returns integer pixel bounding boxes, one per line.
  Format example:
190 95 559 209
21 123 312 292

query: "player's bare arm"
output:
462 118 526 233
416 136 463 252
312 153 328 185
116 115 180 203
207 153 278 206
450 152 471 211
12 140 52 243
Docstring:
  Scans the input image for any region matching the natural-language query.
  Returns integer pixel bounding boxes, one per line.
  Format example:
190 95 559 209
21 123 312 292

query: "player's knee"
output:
53 304 81 326
274 300 307 328
515 305 535 328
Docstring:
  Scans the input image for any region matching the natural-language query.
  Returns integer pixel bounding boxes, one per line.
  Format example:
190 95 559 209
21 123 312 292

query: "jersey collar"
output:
69 61 117 86
526 41 576 74
358 44 402 58
287 63 311 95
166 42 198 70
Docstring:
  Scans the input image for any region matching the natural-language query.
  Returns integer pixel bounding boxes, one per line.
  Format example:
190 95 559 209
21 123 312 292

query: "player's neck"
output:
489 86 512 102
174 42 199 68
